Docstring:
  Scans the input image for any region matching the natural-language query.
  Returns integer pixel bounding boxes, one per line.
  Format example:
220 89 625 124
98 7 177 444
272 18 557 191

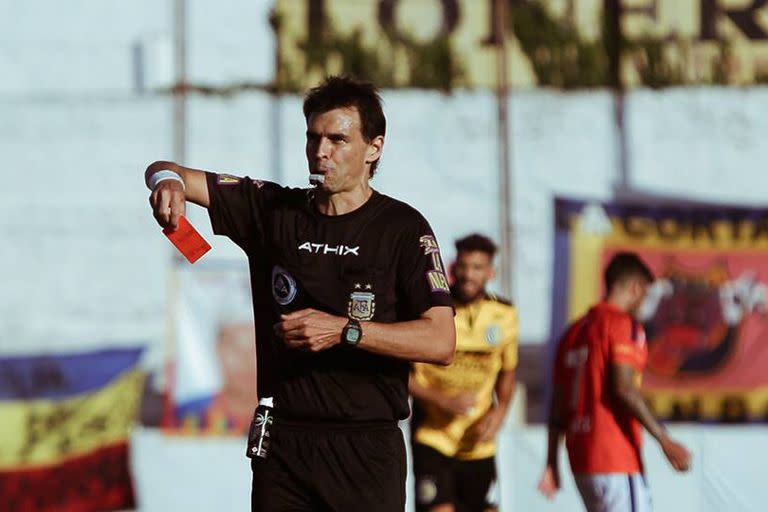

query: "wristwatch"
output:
341 318 363 346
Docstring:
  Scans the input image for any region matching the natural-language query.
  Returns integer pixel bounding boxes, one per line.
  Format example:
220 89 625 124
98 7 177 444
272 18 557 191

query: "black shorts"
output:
412 443 497 512
251 420 406 512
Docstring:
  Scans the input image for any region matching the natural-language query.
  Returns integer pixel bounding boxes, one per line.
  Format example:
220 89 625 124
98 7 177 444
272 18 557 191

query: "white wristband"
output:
148 170 185 191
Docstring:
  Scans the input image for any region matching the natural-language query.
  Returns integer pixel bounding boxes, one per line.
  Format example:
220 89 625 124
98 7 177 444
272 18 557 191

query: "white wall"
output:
0 0 273 96
509 90 617 341
0 97 170 354
0 0 273 358
627 87 768 202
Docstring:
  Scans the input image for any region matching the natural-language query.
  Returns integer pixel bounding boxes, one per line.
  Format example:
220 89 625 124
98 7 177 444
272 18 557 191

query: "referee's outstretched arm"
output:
145 161 210 230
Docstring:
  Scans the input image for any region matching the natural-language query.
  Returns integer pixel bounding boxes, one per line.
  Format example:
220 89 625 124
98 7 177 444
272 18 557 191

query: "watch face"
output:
346 327 361 345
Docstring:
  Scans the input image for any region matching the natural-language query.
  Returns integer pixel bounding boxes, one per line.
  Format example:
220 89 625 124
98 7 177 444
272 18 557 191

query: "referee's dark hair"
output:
455 233 498 259
604 252 654 292
303 75 386 176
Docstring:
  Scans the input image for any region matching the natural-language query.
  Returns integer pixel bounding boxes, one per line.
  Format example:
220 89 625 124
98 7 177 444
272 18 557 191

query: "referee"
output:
145 76 456 511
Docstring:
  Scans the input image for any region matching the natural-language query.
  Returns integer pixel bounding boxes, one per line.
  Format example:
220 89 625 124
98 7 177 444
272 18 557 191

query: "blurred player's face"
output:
305 107 382 193
453 250 495 303
628 278 651 316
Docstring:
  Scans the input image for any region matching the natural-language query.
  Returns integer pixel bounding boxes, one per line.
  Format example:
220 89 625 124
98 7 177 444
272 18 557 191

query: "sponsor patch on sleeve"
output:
426 270 450 293
419 235 440 255
217 174 241 185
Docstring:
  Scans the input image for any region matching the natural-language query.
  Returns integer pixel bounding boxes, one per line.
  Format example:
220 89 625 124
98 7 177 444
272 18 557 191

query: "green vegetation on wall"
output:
510 1 608 88
275 11 464 92
275 0 751 92
510 1 739 90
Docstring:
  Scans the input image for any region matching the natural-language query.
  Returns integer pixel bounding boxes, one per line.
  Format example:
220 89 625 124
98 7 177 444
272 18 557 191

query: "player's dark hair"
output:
604 252 654 291
455 233 498 259
303 75 386 176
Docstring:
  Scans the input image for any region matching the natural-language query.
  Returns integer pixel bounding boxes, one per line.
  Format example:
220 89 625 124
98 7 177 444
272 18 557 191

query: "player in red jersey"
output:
538 252 691 511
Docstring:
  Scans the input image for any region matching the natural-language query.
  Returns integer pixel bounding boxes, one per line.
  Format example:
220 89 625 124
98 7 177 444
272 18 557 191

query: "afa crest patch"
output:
348 285 376 321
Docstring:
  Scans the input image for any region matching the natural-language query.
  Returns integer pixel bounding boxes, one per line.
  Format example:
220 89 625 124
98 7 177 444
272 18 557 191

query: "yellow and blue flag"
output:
0 347 145 511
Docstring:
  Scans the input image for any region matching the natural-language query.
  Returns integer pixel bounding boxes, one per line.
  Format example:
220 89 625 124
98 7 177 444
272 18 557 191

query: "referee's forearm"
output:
358 308 455 364
144 160 211 208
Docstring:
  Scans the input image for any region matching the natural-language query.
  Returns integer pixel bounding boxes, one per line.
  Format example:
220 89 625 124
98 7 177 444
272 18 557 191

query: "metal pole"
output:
167 0 188 397
174 0 187 163
269 7 283 184
495 0 514 299
171 0 187 259
604 0 629 191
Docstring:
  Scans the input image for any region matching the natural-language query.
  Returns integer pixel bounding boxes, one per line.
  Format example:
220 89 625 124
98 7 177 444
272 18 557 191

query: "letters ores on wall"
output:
274 0 768 90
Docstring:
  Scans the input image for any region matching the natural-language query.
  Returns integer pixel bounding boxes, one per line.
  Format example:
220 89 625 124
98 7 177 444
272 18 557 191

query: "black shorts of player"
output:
412 443 497 512
251 419 407 512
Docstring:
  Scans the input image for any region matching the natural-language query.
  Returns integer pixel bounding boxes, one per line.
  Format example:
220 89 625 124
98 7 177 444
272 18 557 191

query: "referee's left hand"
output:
275 309 347 352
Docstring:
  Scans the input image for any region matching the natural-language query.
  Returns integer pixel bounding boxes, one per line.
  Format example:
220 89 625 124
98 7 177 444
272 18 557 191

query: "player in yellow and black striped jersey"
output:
410 234 518 512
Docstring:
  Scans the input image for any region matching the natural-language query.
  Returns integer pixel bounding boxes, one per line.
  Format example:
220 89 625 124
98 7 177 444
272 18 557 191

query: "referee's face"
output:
305 107 381 193
453 250 495 303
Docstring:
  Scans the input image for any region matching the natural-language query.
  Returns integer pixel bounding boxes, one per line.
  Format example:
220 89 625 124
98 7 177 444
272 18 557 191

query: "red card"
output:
163 216 211 263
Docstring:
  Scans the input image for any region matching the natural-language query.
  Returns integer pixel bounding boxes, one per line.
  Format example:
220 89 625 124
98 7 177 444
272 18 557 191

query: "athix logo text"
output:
298 242 360 256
